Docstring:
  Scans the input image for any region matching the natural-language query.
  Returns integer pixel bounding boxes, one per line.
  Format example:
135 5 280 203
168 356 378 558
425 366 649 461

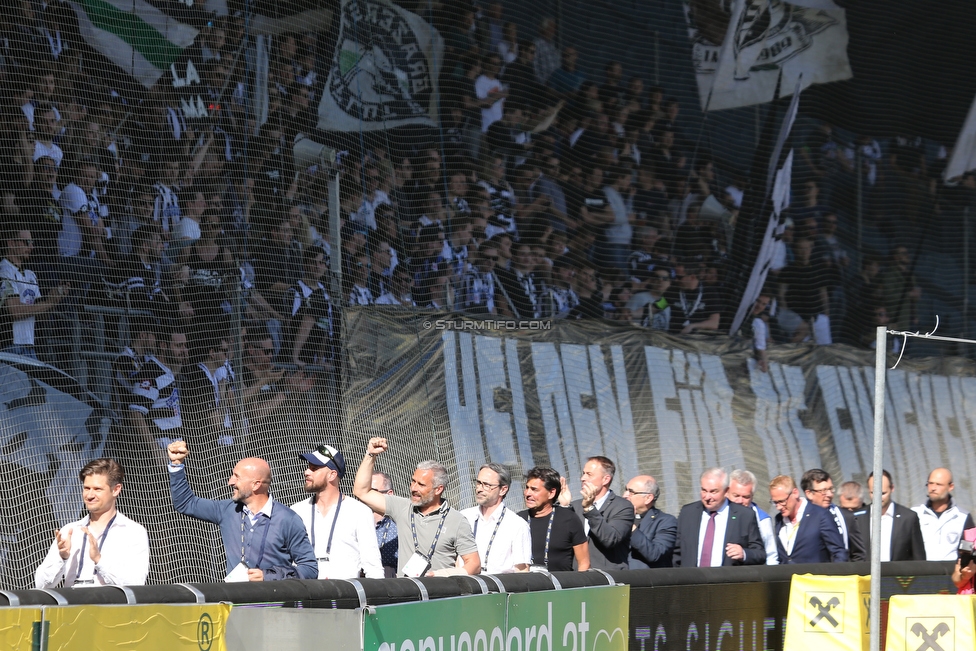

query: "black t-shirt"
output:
668 283 722 333
517 506 586 572
780 259 829 320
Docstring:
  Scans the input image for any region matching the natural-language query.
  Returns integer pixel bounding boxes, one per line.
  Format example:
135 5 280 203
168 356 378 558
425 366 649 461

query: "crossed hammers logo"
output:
809 596 841 628
911 622 950 651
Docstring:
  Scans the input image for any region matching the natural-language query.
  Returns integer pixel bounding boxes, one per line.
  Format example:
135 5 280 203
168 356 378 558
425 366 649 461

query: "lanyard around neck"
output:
474 506 506 565
78 514 117 575
411 505 450 560
311 493 343 554
526 509 555 567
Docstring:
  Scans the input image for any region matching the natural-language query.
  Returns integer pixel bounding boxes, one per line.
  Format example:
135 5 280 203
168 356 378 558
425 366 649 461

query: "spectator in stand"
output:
33 104 64 167
549 255 578 318
457 243 497 315
182 325 236 450
635 268 672 331
239 325 309 445
475 54 508 134
673 199 714 262
532 18 560 84
367 233 396 299
60 158 113 267
253 214 302 311
442 215 472 283
375 264 416 307
153 159 183 243
126 326 189 454
1 225 69 358
112 315 157 420
526 156 569 230
111 224 168 316
668 262 720 335
479 157 518 238
597 165 635 271
288 247 336 369
882 246 921 331
497 21 519 66
599 61 626 113
497 240 540 319
567 262 604 319
778 237 831 344
548 46 585 97
748 293 772 372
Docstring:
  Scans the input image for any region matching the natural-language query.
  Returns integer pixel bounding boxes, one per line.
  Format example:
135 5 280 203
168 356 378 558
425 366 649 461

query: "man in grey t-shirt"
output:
354 437 480 576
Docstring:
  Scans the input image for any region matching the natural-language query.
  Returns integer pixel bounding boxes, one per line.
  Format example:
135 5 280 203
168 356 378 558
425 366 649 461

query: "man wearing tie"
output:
801 468 866 561
674 468 765 567
770 475 848 564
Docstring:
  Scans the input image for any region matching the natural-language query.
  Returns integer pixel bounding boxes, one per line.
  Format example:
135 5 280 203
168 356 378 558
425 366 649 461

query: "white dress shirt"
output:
461 504 531 574
828 504 849 547
35 511 150 588
291 494 384 579
583 491 611 536
698 499 730 567
778 498 809 556
880 502 895 562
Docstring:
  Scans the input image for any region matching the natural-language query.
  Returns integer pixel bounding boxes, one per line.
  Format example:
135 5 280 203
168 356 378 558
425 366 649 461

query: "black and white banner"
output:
317 0 443 132
683 0 852 111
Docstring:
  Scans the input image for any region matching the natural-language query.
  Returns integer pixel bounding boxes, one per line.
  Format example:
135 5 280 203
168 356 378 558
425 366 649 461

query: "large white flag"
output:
317 0 443 131
945 92 976 181
683 0 851 111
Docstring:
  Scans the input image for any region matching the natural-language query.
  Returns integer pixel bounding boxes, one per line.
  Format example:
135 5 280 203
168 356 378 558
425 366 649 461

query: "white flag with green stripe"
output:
68 0 199 88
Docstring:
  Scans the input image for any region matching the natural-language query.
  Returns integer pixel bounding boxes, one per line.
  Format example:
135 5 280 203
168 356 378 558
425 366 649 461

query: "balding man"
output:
913 468 975 560
622 475 677 569
674 468 765 567
167 441 317 581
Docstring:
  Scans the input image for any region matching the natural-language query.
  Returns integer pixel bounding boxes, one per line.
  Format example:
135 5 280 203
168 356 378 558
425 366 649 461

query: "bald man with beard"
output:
167 441 317 581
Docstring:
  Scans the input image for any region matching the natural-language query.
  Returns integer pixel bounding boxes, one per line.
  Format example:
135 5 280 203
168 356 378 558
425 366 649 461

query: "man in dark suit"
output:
623 474 677 568
569 456 634 570
673 468 766 567
856 470 925 561
801 468 867 561
770 475 848 564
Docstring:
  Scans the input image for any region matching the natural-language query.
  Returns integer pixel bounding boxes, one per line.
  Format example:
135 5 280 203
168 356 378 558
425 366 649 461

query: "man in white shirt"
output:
35 458 149 588
291 444 384 579
912 467 975 561
475 54 508 133
461 463 531 574
1 227 68 358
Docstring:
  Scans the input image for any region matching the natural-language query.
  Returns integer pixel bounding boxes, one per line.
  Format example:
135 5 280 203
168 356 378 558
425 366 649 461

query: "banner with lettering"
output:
344 309 976 516
317 0 443 131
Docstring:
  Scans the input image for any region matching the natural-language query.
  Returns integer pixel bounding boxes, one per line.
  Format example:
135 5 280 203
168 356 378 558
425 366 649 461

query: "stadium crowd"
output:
34 441 976 589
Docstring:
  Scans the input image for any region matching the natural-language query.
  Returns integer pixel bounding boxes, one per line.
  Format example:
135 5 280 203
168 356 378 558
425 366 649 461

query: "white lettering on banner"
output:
532 343 580 482
644 348 743 516
443 332 486 508
171 59 201 88
750 361 820 482
531 343 639 492
443 333 535 506
818 366 872 483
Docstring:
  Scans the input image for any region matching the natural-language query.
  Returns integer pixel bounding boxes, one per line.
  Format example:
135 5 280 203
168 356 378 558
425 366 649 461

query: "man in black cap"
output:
290 444 384 579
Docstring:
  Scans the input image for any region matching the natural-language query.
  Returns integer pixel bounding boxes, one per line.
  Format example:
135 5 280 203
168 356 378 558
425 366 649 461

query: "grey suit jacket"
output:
571 491 635 570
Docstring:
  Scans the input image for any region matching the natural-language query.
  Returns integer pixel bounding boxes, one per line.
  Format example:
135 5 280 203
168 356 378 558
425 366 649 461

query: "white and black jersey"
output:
127 356 182 434
549 285 579 319
348 283 375 306
457 269 495 314
288 279 337 365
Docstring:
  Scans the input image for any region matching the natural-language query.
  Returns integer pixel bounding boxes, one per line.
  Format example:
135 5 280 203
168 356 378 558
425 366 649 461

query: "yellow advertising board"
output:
885 594 976 651
0 607 42 650
783 574 870 651
43 603 231 651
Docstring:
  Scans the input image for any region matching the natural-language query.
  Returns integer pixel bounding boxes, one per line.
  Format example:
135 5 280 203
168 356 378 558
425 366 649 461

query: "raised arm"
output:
352 437 389 515
167 441 224 523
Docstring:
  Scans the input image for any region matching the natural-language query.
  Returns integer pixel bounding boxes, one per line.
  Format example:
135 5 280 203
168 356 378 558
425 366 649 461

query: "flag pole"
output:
869 326 886 651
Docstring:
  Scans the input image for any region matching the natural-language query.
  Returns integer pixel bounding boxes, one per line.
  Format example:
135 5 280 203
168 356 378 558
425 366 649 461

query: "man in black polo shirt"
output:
518 467 590 572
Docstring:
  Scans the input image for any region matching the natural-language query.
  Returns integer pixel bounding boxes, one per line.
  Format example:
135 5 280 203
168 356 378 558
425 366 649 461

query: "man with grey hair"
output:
461 463 532 573
623 474 677 569
674 467 765 567
728 469 779 564
353 437 480 576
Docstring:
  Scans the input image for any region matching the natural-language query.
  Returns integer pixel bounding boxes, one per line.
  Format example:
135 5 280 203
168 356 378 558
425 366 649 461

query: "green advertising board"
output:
365 593 509 651
508 587 629 651
363 586 629 651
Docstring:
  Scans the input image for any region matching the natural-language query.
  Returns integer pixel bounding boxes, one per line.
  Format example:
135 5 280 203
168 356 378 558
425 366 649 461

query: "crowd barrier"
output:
0 561 956 651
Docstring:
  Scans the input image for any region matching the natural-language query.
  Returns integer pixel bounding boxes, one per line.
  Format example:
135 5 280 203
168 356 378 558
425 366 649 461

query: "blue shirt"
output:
169 465 317 580
375 515 398 570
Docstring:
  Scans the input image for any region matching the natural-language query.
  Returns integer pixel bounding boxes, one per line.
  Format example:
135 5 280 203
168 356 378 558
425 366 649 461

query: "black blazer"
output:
774 502 849 564
673 500 766 567
837 506 867 562
853 502 926 561
629 506 678 569
571 491 635 570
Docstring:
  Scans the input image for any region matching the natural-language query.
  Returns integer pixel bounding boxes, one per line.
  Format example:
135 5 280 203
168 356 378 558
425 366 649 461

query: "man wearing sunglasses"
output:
622 475 677 569
353 437 480 576
291 444 384 579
